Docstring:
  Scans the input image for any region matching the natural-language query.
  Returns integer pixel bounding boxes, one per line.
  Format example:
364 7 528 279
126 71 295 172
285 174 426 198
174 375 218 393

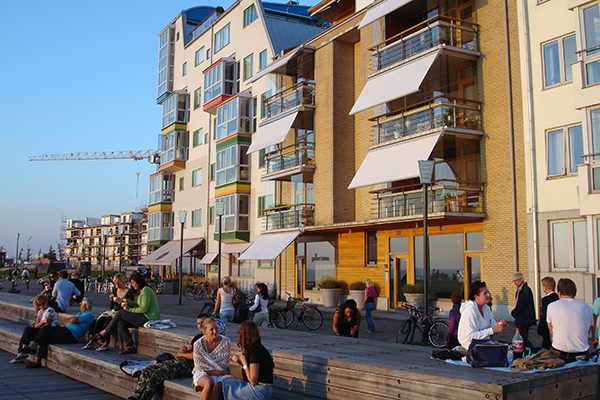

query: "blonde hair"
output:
35 294 48 305
222 276 231 286
113 273 126 284
201 317 217 332
366 279 373 287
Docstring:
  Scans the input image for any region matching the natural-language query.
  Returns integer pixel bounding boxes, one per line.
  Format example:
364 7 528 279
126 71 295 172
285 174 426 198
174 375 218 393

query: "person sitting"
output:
32 271 58 310
547 278 593 363
333 299 361 338
49 270 81 313
69 272 85 305
249 283 269 327
538 276 559 350
9 294 59 364
445 291 462 349
94 271 160 354
193 318 234 400
212 320 275 400
21 297 95 368
457 281 507 349
84 272 135 351
126 313 211 400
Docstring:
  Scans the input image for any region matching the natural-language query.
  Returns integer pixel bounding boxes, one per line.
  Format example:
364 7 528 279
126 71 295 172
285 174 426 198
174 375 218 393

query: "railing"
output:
370 96 481 145
263 204 315 230
187 11 221 43
371 180 484 219
264 141 315 175
263 81 315 120
370 16 479 73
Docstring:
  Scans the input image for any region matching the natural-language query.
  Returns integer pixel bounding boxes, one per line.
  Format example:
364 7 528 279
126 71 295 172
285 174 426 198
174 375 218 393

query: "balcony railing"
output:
263 204 315 230
161 146 188 164
264 141 315 175
263 81 315 120
372 180 484 219
371 96 481 145
370 16 479 73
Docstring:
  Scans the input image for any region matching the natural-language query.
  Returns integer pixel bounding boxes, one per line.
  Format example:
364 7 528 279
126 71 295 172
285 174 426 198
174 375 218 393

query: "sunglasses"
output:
38 302 47 305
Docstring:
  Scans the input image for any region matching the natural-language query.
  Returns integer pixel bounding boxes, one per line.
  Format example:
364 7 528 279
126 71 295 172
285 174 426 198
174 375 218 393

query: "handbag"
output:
466 339 508 368
232 289 239 306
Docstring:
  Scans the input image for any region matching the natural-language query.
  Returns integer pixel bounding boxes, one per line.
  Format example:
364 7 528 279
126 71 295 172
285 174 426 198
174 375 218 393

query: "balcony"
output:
263 204 315 230
371 96 481 145
263 81 315 120
262 141 315 181
371 16 479 74
372 180 485 219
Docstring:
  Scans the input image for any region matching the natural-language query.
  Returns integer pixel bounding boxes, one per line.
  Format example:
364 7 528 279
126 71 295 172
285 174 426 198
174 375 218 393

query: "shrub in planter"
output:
401 284 424 294
319 278 343 289
349 281 367 291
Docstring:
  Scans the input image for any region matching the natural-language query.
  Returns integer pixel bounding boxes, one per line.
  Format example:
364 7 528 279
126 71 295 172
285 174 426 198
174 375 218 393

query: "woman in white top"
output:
249 283 269 327
11 294 59 363
214 277 237 323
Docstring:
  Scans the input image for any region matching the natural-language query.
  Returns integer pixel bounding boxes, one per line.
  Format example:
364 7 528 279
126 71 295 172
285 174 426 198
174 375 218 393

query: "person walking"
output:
511 272 535 350
364 279 376 334
214 277 237 323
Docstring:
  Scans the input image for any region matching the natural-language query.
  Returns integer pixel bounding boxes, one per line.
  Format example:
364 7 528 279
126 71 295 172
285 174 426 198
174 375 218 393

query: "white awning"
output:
358 0 414 29
238 231 301 261
222 242 252 254
348 133 442 189
247 111 299 154
349 50 440 115
200 253 217 264
139 238 204 265
249 46 305 84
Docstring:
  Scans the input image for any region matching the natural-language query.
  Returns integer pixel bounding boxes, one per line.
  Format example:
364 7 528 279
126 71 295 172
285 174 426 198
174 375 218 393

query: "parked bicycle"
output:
396 303 448 348
279 291 323 330
244 290 286 329
184 279 215 301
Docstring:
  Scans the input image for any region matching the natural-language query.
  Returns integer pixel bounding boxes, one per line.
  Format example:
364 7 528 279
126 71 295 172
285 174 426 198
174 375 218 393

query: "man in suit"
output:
538 276 559 349
511 272 536 350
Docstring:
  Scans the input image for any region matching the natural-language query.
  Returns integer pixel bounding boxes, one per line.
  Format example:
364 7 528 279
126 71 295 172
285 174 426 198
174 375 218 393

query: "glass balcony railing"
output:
370 16 479 73
263 81 315 120
264 141 315 175
371 96 481 145
372 180 485 219
263 204 315 230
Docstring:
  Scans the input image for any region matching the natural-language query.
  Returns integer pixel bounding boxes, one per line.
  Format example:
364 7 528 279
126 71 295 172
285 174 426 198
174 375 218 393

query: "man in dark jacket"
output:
511 272 536 350
538 276 559 349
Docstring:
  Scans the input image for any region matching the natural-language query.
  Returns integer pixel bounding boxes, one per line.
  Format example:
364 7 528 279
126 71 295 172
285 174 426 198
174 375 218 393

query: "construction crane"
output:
29 150 160 164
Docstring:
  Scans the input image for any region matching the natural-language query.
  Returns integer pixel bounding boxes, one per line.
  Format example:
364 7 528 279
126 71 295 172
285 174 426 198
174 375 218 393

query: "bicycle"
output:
396 303 448 348
184 279 215 301
245 292 286 329
279 291 323 330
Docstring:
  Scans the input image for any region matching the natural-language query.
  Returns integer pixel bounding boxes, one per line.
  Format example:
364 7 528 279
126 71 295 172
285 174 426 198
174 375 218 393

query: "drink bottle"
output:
512 328 524 359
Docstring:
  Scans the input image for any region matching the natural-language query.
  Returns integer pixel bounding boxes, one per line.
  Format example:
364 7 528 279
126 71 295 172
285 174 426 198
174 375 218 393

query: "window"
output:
214 24 230 53
216 145 250 186
258 195 265 217
195 47 205 66
258 260 272 269
157 28 174 98
160 130 188 164
244 4 258 27
176 31 180 41
216 97 253 140
205 132 209 144
214 193 250 233
191 209 202 227
546 124 584 176
260 90 271 118
543 34 576 87
259 50 267 69
583 4 600 85
243 54 253 80
193 128 202 147
192 168 202 187
182 62 187 76
210 163 215 181
203 59 235 105
367 231 378 265
209 206 215 225
551 220 588 269
298 241 336 291
179 177 184 191
161 93 188 129
194 87 201 109
258 148 265 168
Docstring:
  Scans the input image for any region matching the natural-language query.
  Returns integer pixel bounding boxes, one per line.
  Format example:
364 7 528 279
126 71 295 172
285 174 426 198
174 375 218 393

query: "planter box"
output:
163 281 179 294
404 293 424 309
350 290 366 309
320 288 341 308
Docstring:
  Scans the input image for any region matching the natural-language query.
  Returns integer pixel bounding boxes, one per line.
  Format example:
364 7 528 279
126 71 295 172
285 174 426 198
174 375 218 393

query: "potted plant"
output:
349 281 367 308
162 277 180 294
402 283 424 308
319 277 343 308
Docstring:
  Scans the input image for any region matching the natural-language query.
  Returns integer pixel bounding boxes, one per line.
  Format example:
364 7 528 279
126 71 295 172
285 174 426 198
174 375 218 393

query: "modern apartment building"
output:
517 0 600 305
142 1 328 284
235 0 528 316
64 211 148 272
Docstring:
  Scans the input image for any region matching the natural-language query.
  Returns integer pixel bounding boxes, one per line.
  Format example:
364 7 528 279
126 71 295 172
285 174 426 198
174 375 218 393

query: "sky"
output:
0 0 320 260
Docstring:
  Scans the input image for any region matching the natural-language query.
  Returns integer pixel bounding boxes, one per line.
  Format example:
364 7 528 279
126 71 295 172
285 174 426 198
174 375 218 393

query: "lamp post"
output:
418 160 435 317
178 210 187 305
118 224 125 274
10 233 20 293
215 198 225 288
101 227 108 282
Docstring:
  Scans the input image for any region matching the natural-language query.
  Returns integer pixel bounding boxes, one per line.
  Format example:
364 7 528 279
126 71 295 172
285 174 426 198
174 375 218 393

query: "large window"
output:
214 24 230 53
591 108 600 163
157 28 174 98
148 211 173 242
216 96 253 140
216 145 250 186
415 233 464 298
243 54 253 81
203 60 235 105
367 231 378 265
583 4 600 85
546 125 584 176
298 241 336 291
542 34 576 87
244 4 258 27
215 193 250 233
195 46 205 66
551 220 588 269
160 130 188 164
192 168 202 187
148 172 174 205
162 93 188 129
192 209 202 227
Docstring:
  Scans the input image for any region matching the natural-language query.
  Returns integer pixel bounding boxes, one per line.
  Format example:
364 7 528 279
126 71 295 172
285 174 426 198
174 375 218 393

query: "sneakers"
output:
8 358 23 364
82 342 95 350
96 344 109 352
14 352 29 360
366 330 374 334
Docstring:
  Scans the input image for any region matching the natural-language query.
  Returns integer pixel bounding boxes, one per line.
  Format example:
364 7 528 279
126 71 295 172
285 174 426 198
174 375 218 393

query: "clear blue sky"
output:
0 0 320 260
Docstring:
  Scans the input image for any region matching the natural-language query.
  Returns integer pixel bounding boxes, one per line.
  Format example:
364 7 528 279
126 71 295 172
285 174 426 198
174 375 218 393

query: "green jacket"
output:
129 286 160 321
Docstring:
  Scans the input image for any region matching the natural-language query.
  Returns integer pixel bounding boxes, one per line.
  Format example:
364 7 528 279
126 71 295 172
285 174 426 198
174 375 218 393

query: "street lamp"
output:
101 226 108 282
178 210 187 305
215 198 225 288
418 160 435 317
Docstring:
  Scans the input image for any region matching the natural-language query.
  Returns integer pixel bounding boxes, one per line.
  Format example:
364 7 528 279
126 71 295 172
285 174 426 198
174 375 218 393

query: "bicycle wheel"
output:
201 302 215 315
428 320 449 348
397 320 414 344
280 308 294 328
194 289 205 301
270 310 286 329
184 287 196 300
301 308 323 330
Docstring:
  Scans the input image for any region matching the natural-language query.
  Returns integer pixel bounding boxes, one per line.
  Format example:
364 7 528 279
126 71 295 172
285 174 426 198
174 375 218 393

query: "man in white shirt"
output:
547 278 593 363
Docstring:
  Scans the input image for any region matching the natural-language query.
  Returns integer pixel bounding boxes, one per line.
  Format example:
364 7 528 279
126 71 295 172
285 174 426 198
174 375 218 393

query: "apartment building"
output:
517 0 600 305
141 2 328 284
235 0 528 317
64 212 148 272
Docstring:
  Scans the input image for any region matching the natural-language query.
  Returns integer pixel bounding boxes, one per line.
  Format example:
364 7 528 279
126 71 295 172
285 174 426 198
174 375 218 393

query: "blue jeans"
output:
364 301 375 332
220 309 235 322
